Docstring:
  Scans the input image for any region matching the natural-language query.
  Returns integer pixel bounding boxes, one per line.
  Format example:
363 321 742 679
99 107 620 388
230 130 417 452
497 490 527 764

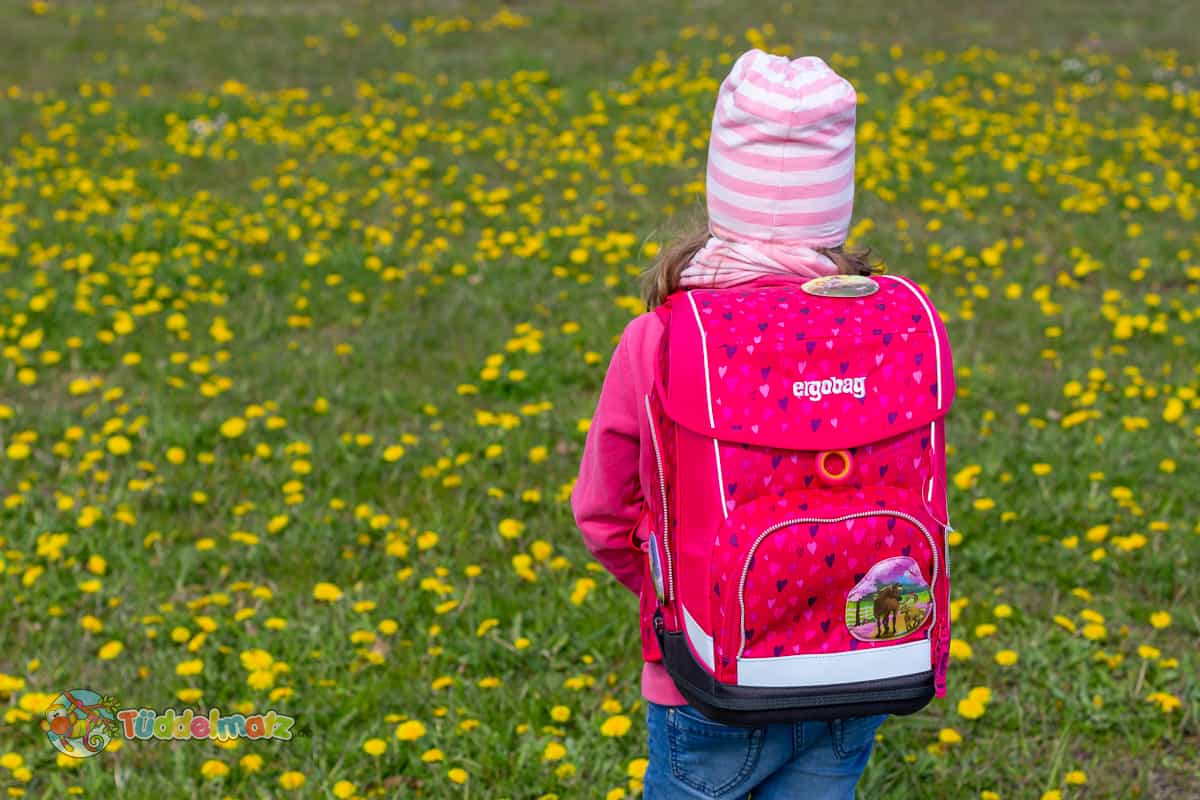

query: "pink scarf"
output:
679 236 839 289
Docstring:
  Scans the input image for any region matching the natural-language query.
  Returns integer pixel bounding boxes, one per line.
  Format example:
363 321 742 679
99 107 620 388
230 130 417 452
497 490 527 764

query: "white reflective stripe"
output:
687 292 716 428
681 603 715 672
736 639 930 688
926 420 936 502
713 438 728 519
879 275 943 408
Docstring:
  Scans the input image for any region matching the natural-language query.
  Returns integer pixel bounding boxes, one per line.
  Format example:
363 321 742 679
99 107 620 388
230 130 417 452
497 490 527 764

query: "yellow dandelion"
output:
498 518 525 539
395 720 427 741
1146 691 1181 713
106 435 132 455
995 650 1018 666
600 715 631 737
175 659 204 676
313 582 343 602
98 640 123 660
220 417 247 438
278 771 306 790
957 697 985 720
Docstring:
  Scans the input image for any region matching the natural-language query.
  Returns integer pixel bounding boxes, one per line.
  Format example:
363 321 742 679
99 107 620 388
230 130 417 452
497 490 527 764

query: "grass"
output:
0 1 1197 798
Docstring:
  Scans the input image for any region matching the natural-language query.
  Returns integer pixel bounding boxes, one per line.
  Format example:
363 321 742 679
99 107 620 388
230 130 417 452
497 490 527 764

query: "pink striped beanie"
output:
706 49 858 248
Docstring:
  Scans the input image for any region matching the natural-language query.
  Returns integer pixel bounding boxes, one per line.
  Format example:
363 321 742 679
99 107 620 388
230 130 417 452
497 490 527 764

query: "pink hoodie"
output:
570 309 684 705
572 279 817 706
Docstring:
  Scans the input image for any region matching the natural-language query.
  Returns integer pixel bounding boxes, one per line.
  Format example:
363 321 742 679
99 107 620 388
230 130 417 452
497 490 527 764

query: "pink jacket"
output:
571 309 687 705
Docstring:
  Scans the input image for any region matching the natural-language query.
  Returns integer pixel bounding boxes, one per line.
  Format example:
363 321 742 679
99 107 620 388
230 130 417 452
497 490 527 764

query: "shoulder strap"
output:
651 296 676 404
653 299 672 325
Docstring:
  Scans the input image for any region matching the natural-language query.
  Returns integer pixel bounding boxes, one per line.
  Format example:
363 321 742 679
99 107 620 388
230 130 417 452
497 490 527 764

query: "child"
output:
573 50 887 799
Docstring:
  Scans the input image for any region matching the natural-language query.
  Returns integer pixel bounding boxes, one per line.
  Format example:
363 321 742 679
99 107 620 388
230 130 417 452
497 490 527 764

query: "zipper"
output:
736 510 939 659
644 394 674 602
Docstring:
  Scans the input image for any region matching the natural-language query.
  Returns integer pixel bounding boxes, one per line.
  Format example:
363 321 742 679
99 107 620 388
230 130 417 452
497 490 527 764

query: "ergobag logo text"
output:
639 277 956 725
793 376 866 401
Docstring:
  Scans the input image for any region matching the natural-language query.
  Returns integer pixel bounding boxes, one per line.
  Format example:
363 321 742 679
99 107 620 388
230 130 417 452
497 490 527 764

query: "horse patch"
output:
845 556 931 642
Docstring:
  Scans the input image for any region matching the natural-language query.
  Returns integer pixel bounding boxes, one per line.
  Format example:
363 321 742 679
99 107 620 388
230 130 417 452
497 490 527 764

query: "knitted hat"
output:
705 49 858 248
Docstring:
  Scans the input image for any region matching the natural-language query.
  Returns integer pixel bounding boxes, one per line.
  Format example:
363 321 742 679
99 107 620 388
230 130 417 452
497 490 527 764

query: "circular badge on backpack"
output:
800 275 879 298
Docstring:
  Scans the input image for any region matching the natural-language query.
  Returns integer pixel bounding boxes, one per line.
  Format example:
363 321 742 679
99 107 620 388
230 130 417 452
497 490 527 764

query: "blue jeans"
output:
644 703 886 799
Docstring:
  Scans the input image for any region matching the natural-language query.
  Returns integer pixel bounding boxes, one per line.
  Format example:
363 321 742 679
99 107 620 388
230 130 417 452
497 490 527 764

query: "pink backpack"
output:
638 275 956 724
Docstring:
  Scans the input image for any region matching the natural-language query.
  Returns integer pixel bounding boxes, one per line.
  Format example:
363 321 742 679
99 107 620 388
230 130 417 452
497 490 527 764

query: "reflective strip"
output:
926 420 936 502
713 438 728 519
736 639 930 688
681 603 715 672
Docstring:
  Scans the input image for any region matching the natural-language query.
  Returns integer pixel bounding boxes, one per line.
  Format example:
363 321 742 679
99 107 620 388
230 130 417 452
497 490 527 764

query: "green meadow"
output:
0 1 1196 797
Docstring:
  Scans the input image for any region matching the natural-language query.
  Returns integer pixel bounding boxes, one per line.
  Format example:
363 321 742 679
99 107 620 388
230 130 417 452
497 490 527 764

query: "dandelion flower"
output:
313 582 343 602
98 641 124 660
220 417 247 438
938 728 962 744
957 697 985 719
498 519 525 539
279 771 306 790
395 720 427 740
600 715 631 737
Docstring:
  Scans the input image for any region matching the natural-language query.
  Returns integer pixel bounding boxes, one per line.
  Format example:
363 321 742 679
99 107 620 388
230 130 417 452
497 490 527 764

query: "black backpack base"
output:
656 620 935 727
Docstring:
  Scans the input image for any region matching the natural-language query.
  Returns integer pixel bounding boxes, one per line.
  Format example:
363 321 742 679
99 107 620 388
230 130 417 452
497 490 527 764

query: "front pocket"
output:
711 487 940 679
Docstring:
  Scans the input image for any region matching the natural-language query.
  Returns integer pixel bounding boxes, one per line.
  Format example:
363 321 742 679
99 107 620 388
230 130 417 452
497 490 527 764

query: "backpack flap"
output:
657 276 956 451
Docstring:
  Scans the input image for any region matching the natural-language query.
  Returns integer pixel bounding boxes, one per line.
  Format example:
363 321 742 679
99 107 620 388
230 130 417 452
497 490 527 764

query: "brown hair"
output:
640 221 882 309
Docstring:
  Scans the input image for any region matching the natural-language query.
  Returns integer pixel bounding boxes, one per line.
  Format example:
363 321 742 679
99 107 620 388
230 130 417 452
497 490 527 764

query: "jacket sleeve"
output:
571 331 645 596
